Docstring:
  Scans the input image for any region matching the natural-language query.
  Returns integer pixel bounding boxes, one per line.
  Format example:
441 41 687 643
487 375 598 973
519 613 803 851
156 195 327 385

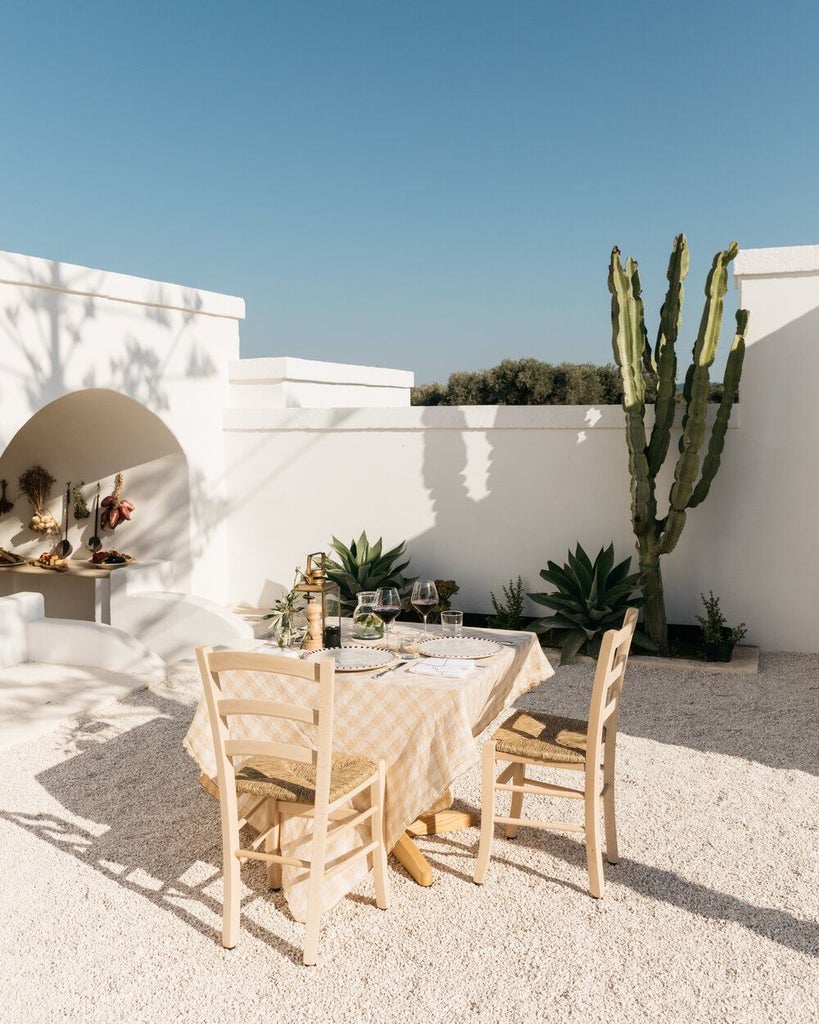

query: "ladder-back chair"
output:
196 647 389 965
473 608 638 897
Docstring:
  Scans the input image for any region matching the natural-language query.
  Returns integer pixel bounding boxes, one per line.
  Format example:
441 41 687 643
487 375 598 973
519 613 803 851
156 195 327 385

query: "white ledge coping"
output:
230 357 414 388
0 249 245 320
224 404 736 432
229 405 630 431
734 245 819 277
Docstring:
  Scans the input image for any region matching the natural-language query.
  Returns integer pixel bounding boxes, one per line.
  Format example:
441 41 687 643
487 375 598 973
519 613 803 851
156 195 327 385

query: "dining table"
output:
182 620 554 923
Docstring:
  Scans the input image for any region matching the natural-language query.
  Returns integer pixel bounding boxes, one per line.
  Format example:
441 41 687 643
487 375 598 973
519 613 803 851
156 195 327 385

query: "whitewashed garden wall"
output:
0 245 816 652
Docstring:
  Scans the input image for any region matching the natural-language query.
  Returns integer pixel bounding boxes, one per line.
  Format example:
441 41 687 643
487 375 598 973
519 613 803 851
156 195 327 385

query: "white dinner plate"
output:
302 646 393 672
418 637 502 660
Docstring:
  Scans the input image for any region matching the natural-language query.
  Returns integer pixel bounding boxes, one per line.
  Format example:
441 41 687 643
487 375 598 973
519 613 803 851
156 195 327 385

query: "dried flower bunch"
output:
18 465 60 535
72 483 90 520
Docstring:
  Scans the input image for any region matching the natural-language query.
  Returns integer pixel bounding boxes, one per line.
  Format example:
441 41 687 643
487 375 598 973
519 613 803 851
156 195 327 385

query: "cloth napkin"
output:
407 658 475 679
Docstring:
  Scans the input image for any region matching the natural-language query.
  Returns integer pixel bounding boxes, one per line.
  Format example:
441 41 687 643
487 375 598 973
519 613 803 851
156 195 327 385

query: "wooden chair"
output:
196 647 389 965
473 608 638 897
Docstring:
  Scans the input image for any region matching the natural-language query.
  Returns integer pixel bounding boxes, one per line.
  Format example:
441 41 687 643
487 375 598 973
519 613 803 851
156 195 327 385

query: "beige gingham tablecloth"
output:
182 624 553 922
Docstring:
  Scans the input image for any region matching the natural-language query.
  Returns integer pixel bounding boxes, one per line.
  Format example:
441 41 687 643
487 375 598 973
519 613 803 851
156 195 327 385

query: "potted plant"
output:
696 591 747 662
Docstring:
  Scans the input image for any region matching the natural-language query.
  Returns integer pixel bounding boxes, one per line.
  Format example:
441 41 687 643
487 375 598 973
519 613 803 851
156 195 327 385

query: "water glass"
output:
441 610 463 636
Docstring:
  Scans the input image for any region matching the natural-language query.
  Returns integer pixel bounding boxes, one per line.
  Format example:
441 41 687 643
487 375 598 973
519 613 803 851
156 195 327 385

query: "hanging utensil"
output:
88 485 102 552
57 482 72 557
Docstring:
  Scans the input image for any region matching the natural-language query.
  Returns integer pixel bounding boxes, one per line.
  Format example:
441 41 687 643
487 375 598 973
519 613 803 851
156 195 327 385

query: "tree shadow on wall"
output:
0 255 219 426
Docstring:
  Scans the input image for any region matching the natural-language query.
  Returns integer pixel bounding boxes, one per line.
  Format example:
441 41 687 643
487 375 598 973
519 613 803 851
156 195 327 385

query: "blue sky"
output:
2 2 817 384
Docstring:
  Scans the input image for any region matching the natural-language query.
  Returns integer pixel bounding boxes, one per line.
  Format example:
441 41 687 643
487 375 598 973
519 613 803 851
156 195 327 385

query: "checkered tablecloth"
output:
182 624 553 922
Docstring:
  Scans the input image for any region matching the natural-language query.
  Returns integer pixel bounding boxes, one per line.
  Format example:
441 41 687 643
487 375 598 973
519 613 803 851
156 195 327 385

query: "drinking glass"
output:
374 586 402 648
411 579 439 636
441 610 463 636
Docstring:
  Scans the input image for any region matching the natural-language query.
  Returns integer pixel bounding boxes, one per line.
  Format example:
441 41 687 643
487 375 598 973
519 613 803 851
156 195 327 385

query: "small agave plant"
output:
325 531 416 615
529 542 654 665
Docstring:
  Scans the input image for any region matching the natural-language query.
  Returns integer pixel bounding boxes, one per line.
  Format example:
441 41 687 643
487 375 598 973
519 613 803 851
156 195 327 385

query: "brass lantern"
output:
294 553 341 650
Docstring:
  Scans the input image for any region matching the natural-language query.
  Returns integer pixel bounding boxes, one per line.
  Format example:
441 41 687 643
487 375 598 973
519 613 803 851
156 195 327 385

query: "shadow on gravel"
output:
1 686 305 964
515 653 819 775
415 823 819 960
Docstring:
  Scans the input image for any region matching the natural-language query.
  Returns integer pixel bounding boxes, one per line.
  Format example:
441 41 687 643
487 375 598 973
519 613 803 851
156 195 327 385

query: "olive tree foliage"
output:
411 359 625 406
411 357 730 407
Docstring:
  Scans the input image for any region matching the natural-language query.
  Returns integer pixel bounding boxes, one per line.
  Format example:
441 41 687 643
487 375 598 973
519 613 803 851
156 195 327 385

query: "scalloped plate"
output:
302 646 393 672
418 637 502 660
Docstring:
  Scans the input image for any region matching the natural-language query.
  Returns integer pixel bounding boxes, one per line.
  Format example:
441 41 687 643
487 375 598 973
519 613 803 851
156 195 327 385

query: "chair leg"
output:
473 741 497 884
264 799 282 890
505 762 525 838
222 828 241 949
370 762 390 910
603 780 619 866
303 812 329 966
584 773 604 899
602 748 619 864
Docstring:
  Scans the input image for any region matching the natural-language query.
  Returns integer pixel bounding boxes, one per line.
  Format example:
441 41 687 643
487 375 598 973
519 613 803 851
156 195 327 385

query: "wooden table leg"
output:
393 788 479 885
392 832 433 886
404 787 478 837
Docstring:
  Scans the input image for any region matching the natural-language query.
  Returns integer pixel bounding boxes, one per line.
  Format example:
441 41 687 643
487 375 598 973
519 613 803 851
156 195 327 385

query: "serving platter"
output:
0 548 26 567
418 637 503 660
30 560 69 573
302 646 393 672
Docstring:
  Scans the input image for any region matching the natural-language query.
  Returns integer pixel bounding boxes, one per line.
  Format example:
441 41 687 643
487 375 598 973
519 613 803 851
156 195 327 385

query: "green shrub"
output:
487 576 527 631
695 591 747 646
411 359 626 406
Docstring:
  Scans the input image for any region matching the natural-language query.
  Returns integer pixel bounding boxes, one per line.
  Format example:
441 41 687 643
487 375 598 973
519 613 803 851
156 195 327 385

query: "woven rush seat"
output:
235 752 378 803
493 710 589 764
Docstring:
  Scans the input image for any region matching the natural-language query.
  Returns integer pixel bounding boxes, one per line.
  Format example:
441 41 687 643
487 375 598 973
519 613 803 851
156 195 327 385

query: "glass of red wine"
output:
374 587 402 649
411 579 439 637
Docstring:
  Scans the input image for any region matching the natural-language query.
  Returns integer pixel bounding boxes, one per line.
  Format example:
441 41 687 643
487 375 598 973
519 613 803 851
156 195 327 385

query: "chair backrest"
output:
196 647 336 810
585 608 638 767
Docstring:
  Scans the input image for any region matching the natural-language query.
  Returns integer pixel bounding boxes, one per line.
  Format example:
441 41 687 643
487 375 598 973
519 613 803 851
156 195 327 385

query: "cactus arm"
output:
688 310 748 507
609 248 656 539
609 250 650 408
659 243 739 555
646 234 688 477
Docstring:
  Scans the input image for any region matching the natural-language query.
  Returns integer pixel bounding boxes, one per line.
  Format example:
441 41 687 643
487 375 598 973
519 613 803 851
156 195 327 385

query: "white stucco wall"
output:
715 246 819 652
3 243 818 654
0 250 243 603
223 404 725 627
230 357 414 408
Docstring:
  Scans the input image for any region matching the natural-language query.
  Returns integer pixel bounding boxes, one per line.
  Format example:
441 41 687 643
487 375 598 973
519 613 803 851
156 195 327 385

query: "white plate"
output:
302 646 393 672
419 637 503 660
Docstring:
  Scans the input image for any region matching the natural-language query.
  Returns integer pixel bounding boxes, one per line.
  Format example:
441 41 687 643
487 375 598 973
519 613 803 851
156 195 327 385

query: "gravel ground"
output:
0 652 816 1024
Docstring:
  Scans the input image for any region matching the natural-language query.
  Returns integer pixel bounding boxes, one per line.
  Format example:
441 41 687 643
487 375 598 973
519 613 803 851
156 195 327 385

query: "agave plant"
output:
325 531 416 615
529 542 654 665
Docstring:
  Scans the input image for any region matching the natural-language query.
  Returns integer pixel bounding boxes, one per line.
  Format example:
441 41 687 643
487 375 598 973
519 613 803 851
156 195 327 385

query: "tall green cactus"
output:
608 235 749 653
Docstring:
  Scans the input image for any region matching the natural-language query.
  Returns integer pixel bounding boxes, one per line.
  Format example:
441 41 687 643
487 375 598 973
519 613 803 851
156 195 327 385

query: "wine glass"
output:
374 586 402 649
411 580 439 636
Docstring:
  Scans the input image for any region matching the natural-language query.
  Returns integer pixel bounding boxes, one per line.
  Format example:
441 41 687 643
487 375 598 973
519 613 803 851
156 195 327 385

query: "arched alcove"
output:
0 389 191 587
